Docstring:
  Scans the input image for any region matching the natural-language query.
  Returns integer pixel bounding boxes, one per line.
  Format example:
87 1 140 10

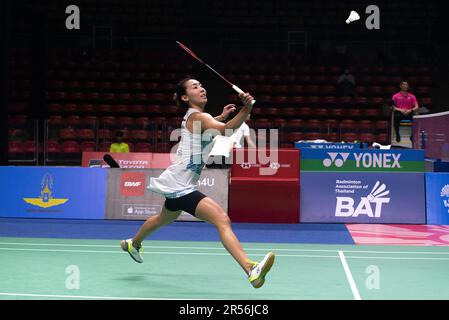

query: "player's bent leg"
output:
121 206 181 263
195 197 275 288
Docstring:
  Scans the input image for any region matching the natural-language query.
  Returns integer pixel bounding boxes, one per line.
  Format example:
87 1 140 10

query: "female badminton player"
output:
121 78 275 288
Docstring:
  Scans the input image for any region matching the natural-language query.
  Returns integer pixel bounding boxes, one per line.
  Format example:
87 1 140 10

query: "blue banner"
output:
0 167 107 219
426 173 449 225
300 172 425 223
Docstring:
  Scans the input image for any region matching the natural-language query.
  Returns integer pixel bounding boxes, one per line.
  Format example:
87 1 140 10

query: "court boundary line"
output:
1 241 449 255
0 292 205 300
338 251 361 300
2 247 449 260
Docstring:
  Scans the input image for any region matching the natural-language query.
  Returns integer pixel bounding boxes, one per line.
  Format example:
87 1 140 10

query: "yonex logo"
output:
323 152 350 167
335 181 390 218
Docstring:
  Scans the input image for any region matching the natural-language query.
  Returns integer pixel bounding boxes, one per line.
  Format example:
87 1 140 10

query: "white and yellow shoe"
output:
120 239 143 263
248 252 275 288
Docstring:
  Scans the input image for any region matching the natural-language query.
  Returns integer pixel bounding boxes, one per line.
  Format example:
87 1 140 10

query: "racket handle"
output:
232 85 256 106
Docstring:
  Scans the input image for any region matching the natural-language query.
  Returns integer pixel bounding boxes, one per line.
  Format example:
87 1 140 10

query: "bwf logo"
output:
335 181 390 218
323 153 350 168
120 172 146 197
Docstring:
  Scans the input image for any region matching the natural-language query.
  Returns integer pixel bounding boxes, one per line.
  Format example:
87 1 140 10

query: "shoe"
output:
120 239 143 263
248 252 275 288
396 135 401 142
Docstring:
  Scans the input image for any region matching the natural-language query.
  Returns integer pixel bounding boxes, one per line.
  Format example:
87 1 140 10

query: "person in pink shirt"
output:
391 81 419 142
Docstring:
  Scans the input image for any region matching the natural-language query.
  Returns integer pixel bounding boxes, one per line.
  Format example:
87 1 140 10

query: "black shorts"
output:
164 191 207 216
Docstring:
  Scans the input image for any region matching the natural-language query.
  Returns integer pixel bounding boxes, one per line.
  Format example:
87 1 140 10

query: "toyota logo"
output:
270 162 280 170
241 162 251 169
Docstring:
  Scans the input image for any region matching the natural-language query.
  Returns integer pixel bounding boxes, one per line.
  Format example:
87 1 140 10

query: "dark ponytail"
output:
173 77 194 109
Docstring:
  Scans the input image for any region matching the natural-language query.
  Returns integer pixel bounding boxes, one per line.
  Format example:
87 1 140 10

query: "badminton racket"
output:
176 41 256 106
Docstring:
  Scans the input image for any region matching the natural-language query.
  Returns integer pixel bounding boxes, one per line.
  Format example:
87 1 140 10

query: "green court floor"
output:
1 237 449 300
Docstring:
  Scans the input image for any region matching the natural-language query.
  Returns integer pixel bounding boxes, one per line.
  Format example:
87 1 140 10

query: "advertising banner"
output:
300 172 425 223
105 168 229 221
295 142 365 150
0 167 107 219
81 152 173 169
426 173 449 225
300 148 424 172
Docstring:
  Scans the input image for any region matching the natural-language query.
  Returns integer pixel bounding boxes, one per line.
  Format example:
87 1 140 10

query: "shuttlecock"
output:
346 10 360 24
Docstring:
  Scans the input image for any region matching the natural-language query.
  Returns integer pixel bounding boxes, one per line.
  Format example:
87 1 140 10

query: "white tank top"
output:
147 108 214 198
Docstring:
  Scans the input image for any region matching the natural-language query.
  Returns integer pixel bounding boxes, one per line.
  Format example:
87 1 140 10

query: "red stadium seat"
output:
375 120 389 131
288 95 305 105
285 119 304 131
134 142 153 153
100 92 116 101
98 104 113 113
344 108 362 118
263 108 279 117
296 107 312 117
364 109 380 118
375 133 389 144
359 133 375 143
101 116 116 127
304 132 324 140
305 96 321 105
98 129 114 141
80 141 96 152
303 119 322 132
358 120 375 132
59 127 77 140
280 108 296 117
83 116 98 127
77 129 95 140
341 132 359 142
131 129 149 141
65 115 82 127
62 140 80 153
8 141 24 153
254 118 271 129
63 103 79 113
135 117 153 128
80 104 95 113
272 96 289 105
421 97 433 106
129 104 147 114
47 140 61 153
9 114 27 125
23 140 36 153
48 115 64 127
330 108 345 117
272 118 287 128
338 96 353 106
148 105 162 114
313 108 328 117
286 132 304 142
113 104 129 113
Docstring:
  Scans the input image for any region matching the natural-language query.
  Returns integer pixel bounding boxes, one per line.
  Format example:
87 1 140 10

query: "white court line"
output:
0 292 203 300
1 241 449 255
1 247 449 260
0 247 337 258
338 251 361 300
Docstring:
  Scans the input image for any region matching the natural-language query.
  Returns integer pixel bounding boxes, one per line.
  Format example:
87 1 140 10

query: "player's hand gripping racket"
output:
176 41 256 106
